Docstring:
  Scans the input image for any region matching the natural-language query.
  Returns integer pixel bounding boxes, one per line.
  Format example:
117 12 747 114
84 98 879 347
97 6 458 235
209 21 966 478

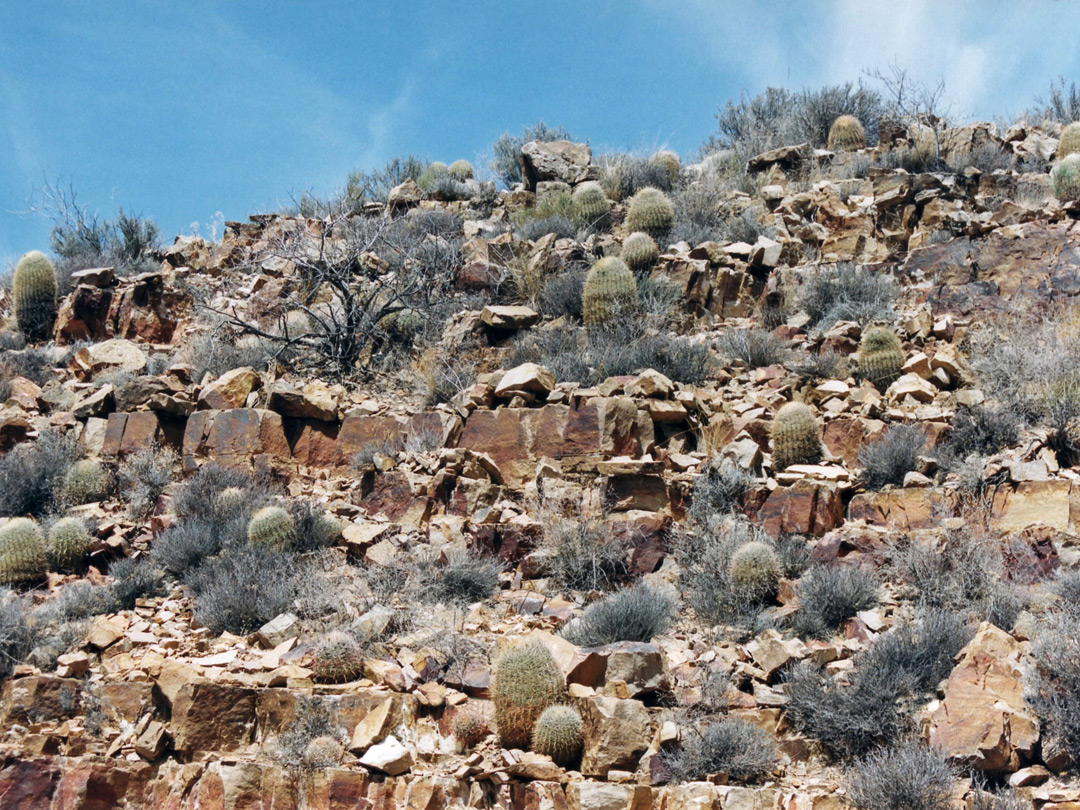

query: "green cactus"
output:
491 639 566 749
310 630 365 683
13 251 58 342
827 115 867 152
1053 154 1080 201
62 459 111 505
625 188 675 239
859 326 905 390
46 517 91 574
0 518 47 586
531 704 583 765
417 161 449 190
1058 122 1080 160
247 505 296 550
728 541 782 601
582 257 639 328
572 181 611 226
771 402 822 471
213 486 248 519
448 160 474 180
649 150 682 184
452 708 490 748
621 231 659 274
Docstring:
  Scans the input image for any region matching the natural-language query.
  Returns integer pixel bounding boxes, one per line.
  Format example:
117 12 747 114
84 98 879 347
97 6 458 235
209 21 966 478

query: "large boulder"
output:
520 140 593 189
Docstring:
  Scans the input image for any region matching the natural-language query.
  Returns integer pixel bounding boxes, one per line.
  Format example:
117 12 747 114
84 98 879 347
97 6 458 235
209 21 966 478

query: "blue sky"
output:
3 1 1080 265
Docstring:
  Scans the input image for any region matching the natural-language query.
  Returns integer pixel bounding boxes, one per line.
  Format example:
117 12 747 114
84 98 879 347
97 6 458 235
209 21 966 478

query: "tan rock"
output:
567 782 652 810
82 338 147 375
198 367 260 410
494 363 555 398
266 380 339 421
358 734 413 775
480 305 540 330
579 695 651 778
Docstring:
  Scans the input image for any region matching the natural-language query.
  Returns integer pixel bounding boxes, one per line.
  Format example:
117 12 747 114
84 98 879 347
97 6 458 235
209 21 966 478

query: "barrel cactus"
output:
582 257 639 327
0 518 47 586
572 181 612 226
650 150 682 184
531 704 583 765
728 540 782 601
771 402 822 471
46 517 91 574
448 159 474 180
625 188 675 239
1053 154 1080 201
827 115 867 152
303 735 344 768
247 505 296 550
310 631 365 683
1058 122 1080 160
62 459 111 505
452 707 490 748
491 639 566 749
13 251 58 342
417 161 449 190
214 486 249 519
859 326 905 390
621 231 659 274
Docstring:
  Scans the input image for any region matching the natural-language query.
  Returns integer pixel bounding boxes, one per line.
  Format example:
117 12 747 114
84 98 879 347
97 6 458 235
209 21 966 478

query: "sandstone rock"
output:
521 140 593 189
746 629 808 679
993 480 1077 532
193 761 297 809
255 613 300 648
480 305 540 331
358 734 413 775
388 178 423 208
494 363 555 398
82 338 147 375
101 411 161 457
182 408 290 471
198 367 260 410
171 683 257 756
579 695 652 777
602 642 671 696
567 782 652 810
848 488 950 531
928 622 1039 772
747 143 814 173
757 480 843 536
267 380 339 421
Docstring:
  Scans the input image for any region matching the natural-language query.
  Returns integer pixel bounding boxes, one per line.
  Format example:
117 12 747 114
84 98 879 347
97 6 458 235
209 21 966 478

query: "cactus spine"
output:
448 160 474 180
1053 154 1080 201
47 517 90 574
247 505 295 550
771 402 822 471
572 181 611 226
650 150 682 184
303 735 344 768
0 518 47 586
1058 122 1080 160
13 251 58 342
452 708 490 748
827 115 867 152
582 257 639 328
310 631 365 683
859 326 905 390
62 459 111 505
531 704 584 765
621 232 659 274
728 541 782 601
491 639 566 749
625 188 675 239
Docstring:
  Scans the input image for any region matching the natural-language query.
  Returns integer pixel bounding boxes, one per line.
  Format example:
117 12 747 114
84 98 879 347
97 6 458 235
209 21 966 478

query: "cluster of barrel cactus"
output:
310 631 365 683
582 257 639 327
491 640 566 749
531 704 584 765
827 115 867 152
771 402 822 471
13 251 58 342
452 708 490 748
859 327 905 390
649 150 682 184
448 160 474 180
62 460 112 506
625 188 674 239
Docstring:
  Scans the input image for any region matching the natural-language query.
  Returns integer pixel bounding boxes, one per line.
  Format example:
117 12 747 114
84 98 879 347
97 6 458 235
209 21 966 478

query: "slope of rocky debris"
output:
3 116 1080 809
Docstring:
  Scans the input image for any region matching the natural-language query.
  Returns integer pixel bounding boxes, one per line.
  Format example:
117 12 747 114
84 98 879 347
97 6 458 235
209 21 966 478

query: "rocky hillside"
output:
2 114 1080 809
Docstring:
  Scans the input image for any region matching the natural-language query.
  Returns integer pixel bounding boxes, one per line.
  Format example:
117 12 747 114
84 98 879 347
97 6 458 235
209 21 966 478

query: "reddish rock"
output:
303 768 371 810
55 285 116 343
757 480 843 536
107 272 181 344
285 418 341 467
336 415 407 462
359 470 427 523
0 413 32 452
848 488 952 530
0 756 61 809
822 416 867 467
171 683 258 756
0 676 82 726
101 412 162 457
193 762 298 810
182 408 291 471
53 759 153 810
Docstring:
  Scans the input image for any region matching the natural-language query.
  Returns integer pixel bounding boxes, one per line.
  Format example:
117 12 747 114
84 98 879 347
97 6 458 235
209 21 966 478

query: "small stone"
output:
481 305 540 331
358 734 413 775
254 613 299 649
494 363 555 398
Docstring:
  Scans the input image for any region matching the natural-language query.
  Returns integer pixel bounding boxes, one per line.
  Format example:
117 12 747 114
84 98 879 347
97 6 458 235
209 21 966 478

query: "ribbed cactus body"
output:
771 402 822 471
1053 154 1080 201
1059 122 1080 160
452 709 489 747
650 150 682 184
311 631 364 683
859 327 905 390
531 704 583 765
0 518 47 586
621 232 659 274
62 460 111 505
303 735 344 768
728 541 781 600
13 251 58 342
582 257 639 328
448 160 474 180
572 181 611 226
827 115 867 152
625 188 674 239
47 517 90 574
247 505 295 550
491 640 565 749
